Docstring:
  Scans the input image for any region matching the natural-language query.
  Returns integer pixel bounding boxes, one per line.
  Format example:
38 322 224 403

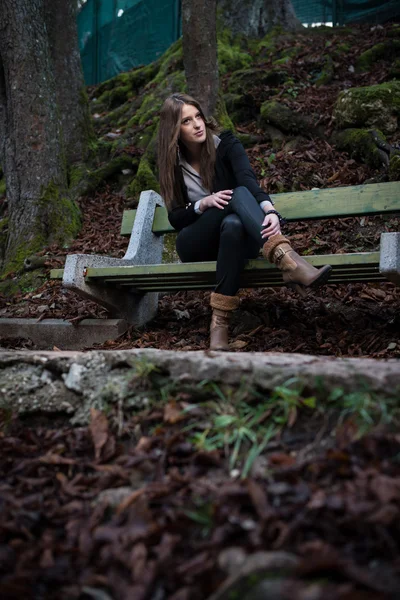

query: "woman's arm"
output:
168 203 198 231
225 137 273 205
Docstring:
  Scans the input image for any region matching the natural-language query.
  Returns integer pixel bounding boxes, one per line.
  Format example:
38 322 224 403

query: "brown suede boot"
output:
263 234 332 292
209 292 240 351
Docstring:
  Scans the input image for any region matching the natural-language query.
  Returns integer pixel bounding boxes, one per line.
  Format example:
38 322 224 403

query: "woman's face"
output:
179 103 206 147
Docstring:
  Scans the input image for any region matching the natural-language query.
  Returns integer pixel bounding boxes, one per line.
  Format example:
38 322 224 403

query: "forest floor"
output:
0 22 400 600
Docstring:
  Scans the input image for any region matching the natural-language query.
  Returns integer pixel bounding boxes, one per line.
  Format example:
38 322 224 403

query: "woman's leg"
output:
229 186 332 290
176 207 226 263
215 213 258 296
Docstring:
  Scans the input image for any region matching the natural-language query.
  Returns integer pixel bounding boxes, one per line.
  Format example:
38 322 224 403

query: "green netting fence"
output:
78 0 400 85
78 0 181 85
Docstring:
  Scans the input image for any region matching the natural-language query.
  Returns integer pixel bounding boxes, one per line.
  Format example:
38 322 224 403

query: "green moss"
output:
215 95 235 131
273 56 291 66
0 178 5 197
389 58 400 80
333 128 386 169
162 233 179 263
38 181 81 246
228 68 287 95
0 270 46 296
71 155 135 196
356 40 400 72
127 156 159 200
389 153 400 181
334 81 400 133
260 100 309 134
152 38 183 86
2 178 81 275
336 42 351 54
223 92 257 124
315 55 334 86
218 37 252 76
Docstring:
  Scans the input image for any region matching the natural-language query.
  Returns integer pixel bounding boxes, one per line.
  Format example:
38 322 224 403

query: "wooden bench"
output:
51 182 400 325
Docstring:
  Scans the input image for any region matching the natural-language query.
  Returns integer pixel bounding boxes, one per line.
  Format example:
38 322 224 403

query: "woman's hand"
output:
199 190 233 211
261 212 281 239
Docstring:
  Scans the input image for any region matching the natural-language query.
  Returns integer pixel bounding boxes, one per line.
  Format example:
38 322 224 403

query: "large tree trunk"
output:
0 0 81 274
217 0 303 38
182 0 219 117
44 0 93 164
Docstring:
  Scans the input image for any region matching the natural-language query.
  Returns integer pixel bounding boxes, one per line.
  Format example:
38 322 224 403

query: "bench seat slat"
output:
121 182 400 236
84 252 380 280
81 252 381 291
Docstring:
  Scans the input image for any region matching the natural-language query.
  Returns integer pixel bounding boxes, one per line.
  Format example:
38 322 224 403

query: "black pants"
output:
176 186 267 296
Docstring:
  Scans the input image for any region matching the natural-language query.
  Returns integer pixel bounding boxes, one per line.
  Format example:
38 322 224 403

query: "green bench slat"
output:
84 252 380 281
120 182 400 236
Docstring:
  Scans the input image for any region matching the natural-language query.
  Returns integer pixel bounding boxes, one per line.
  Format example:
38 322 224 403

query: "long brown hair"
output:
157 93 219 210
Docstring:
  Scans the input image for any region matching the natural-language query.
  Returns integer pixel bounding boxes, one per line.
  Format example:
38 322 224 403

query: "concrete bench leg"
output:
62 190 164 325
380 232 400 286
63 254 159 325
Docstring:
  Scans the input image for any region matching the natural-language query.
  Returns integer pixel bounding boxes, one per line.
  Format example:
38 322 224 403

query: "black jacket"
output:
168 131 272 231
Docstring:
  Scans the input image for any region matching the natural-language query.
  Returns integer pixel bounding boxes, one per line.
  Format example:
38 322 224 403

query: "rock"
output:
356 39 400 73
95 486 140 508
389 154 400 181
207 551 299 600
260 101 314 135
228 68 287 96
0 350 399 423
332 128 388 169
218 547 247 575
223 92 259 124
333 81 400 134
63 363 87 394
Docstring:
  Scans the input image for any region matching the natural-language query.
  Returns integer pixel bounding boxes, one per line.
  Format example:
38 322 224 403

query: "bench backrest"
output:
120 182 400 236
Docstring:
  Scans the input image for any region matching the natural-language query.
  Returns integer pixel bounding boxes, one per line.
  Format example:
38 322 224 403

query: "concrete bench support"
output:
63 190 164 325
380 232 400 286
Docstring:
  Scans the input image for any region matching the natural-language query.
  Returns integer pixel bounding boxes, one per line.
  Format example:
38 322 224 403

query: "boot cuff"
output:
262 234 290 262
210 292 240 311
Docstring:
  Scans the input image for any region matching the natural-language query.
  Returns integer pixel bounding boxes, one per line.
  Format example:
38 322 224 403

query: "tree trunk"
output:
0 0 80 273
44 0 93 164
217 0 303 38
182 0 219 117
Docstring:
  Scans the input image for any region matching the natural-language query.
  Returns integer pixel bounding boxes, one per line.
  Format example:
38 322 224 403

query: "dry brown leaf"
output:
89 408 109 461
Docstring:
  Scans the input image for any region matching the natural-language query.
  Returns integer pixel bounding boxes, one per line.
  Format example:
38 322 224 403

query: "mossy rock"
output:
0 269 46 297
356 40 400 73
314 55 334 86
228 68 287 95
223 92 258 124
389 153 400 181
70 154 135 197
333 81 400 134
260 100 312 135
332 128 387 169
389 58 400 80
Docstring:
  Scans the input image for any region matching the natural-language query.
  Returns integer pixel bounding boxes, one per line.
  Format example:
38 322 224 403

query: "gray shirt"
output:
179 135 221 213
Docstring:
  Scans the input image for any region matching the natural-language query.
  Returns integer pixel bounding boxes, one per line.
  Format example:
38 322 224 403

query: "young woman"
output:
157 93 331 351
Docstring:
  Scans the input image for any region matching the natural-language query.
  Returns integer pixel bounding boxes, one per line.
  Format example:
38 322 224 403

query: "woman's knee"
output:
220 214 245 240
230 186 254 209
